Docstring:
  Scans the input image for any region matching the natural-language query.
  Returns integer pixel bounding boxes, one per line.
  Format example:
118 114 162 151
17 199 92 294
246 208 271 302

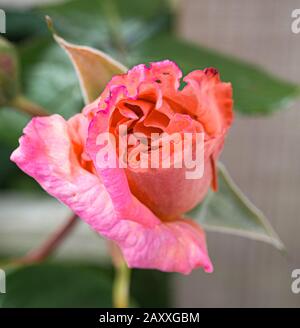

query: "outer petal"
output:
119 218 213 274
11 114 213 274
10 114 115 231
83 60 182 117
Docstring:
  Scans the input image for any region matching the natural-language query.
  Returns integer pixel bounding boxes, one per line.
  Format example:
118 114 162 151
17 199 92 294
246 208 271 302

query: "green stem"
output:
111 243 131 308
113 260 131 308
11 95 49 116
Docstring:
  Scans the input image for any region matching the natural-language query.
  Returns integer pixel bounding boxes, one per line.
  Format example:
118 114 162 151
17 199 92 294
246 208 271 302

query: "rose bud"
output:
11 60 233 274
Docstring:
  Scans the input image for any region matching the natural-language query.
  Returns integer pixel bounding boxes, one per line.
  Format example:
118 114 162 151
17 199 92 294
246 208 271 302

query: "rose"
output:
11 60 233 274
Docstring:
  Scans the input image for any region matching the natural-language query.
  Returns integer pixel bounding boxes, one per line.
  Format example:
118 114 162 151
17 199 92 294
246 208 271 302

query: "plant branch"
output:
11 94 49 116
16 213 78 265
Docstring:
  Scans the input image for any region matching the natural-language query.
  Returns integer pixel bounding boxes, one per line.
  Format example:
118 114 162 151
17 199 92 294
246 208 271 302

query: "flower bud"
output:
0 37 19 107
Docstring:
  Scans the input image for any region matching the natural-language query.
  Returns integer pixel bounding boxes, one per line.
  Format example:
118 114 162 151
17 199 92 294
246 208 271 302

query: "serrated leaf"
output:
189 163 284 250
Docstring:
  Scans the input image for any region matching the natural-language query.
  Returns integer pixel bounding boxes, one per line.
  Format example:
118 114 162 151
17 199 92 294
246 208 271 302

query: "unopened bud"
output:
0 37 19 107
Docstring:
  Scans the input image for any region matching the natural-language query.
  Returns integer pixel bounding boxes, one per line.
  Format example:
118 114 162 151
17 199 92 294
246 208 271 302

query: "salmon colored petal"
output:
83 60 182 117
182 68 233 136
126 161 213 220
87 108 160 228
165 113 203 134
119 218 213 274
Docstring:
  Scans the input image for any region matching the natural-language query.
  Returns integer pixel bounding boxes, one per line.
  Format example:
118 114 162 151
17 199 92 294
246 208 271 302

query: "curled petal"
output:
182 68 233 136
10 114 114 230
119 218 213 274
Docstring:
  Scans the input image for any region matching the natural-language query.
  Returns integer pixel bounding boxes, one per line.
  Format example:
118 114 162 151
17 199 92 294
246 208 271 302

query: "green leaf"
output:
189 163 284 250
0 263 113 308
0 263 173 308
0 109 35 190
131 34 299 115
5 10 47 42
0 107 28 145
20 38 83 118
0 109 46 191
50 22 127 104
37 0 171 55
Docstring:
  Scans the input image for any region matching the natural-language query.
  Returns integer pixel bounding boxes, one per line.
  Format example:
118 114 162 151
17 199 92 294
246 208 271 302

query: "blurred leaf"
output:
0 263 172 308
20 38 83 118
51 27 127 104
0 117 44 191
37 0 171 57
0 108 28 145
0 109 32 189
22 32 298 118
0 145 14 187
4 10 47 42
131 269 173 308
189 163 284 250
0 263 113 308
131 34 299 115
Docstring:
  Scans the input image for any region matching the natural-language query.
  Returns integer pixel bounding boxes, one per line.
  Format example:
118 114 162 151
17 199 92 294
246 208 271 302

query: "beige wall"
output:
175 0 300 307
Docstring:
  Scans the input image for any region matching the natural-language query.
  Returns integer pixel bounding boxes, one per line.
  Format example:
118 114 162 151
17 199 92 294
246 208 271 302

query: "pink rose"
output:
11 60 233 274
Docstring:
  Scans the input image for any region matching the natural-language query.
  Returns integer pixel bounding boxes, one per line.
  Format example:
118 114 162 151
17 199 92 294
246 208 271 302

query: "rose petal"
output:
182 68 233 136
10 114 115 231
